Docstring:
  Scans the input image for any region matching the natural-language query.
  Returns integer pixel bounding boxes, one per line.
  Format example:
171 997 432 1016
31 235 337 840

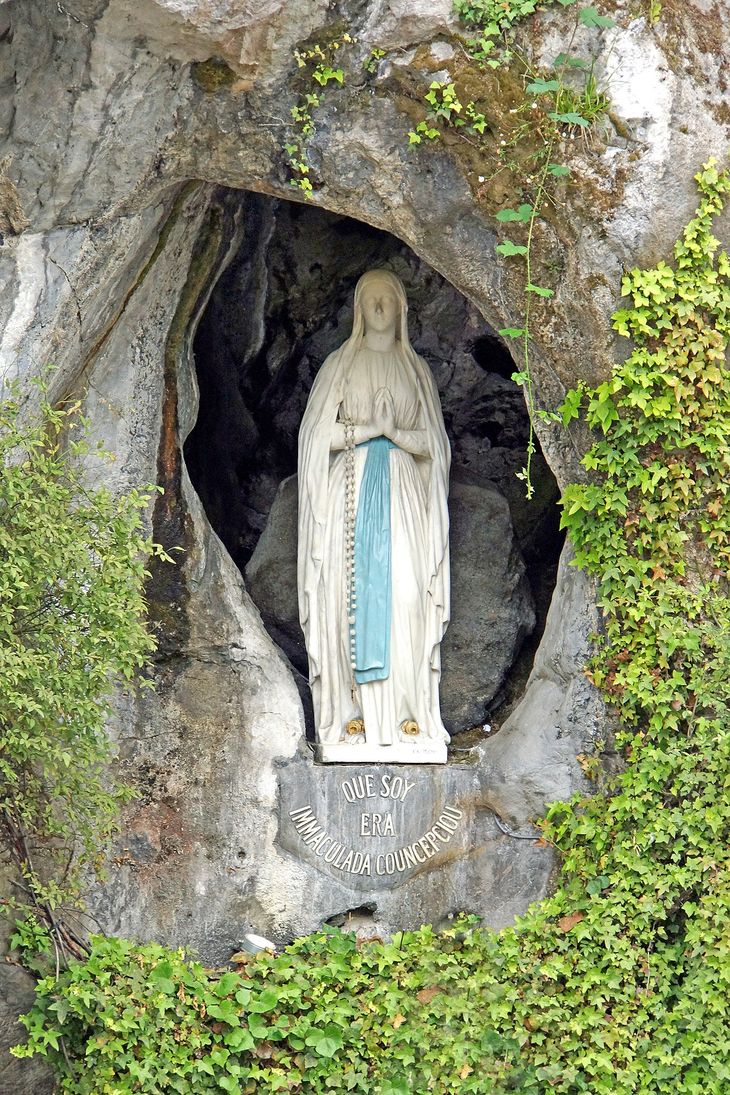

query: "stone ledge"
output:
314 742 447 764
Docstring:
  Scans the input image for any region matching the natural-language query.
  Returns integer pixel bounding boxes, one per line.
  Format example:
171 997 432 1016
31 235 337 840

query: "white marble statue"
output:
297 269 450 763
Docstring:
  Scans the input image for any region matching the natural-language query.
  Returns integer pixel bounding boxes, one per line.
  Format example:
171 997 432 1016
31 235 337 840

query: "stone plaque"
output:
277 750 474 892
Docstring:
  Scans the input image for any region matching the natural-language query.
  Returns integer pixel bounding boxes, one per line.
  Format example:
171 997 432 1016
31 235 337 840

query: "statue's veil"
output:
297 269 450 732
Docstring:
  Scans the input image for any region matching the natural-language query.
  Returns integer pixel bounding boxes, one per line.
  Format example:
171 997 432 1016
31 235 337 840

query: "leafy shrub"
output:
0 380 166 912
12 927 537 1093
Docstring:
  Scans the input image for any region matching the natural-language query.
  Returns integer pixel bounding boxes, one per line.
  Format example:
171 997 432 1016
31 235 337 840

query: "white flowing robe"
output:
298 337 450 749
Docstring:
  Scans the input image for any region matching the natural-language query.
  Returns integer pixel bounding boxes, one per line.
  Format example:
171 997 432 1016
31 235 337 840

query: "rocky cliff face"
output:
1 0 728 1082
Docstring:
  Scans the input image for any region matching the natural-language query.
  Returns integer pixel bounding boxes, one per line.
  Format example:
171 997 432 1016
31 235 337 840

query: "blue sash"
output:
353 437 395 684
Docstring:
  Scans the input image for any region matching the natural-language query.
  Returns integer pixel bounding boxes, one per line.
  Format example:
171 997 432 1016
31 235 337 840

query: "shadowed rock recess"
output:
2 2 728 1083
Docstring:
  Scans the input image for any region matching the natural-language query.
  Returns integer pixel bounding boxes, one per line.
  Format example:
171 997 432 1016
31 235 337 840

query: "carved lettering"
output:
289 800 465 879
378 775 414 801
361 812 395 837
341 774 376 802
402 845 418 869
325 841 342 864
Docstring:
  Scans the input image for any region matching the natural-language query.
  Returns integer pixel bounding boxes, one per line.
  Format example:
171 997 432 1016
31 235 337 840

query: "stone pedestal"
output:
314 741 447 764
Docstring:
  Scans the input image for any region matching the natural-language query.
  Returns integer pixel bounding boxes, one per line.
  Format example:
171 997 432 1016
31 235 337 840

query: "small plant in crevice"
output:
454 0 613 67
363 46 386 75
494 21 614 498
502 20 615 454
642 0 662 23
286 34 356 195
408 82 489 145
454 0 548 67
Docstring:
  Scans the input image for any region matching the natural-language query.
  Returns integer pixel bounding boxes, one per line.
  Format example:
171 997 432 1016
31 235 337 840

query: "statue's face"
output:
360 282 399 336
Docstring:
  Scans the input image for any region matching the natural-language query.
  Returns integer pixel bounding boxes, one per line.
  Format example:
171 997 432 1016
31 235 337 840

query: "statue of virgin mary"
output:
297 269 450 763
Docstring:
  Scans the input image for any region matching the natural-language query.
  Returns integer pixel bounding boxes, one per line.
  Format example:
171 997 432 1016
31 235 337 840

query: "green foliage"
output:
551 71 610 128
425 80 463 121
493 27 610 496
13 164 730 1092
408 82 466 142
408 5 613 496
363 47 386 75
407 81 493 144
12 927 536 1093
453 0 616 66
407 120 440 145
10 913 55 976
287 35 355 194
561 157 730 724
0 380 166 910
643 0 662 23
454 0 556 67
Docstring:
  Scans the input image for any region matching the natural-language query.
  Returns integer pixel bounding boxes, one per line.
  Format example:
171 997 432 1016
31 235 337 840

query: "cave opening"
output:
184 191 564 742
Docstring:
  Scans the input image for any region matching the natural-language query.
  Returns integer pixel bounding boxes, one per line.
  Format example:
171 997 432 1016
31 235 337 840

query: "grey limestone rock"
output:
0 913 53 1094
479 544 608 826
244 474 304 669
441 476 535 731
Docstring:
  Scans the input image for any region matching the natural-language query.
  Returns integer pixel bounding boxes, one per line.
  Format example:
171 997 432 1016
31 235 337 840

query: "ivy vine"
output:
408 0 614 496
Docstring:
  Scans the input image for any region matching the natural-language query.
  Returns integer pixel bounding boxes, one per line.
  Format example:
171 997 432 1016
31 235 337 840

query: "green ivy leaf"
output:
207 1000 240 1025
496 240 528 256
50 999 69 1025
305 1023 344 1057
224 1026 255 1051
379 1081 410 1095
586 875 611 895
247 1013 270 1040
526 283 554 297
559 386 584 424
526 78 560 93
214 972 240 997
548 110 590 127
496 203 534 223
218 1078 240 1094
249 988 280 1014
579 5 616 26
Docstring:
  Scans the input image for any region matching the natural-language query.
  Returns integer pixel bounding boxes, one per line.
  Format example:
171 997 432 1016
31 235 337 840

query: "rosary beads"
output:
343 417 358 702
